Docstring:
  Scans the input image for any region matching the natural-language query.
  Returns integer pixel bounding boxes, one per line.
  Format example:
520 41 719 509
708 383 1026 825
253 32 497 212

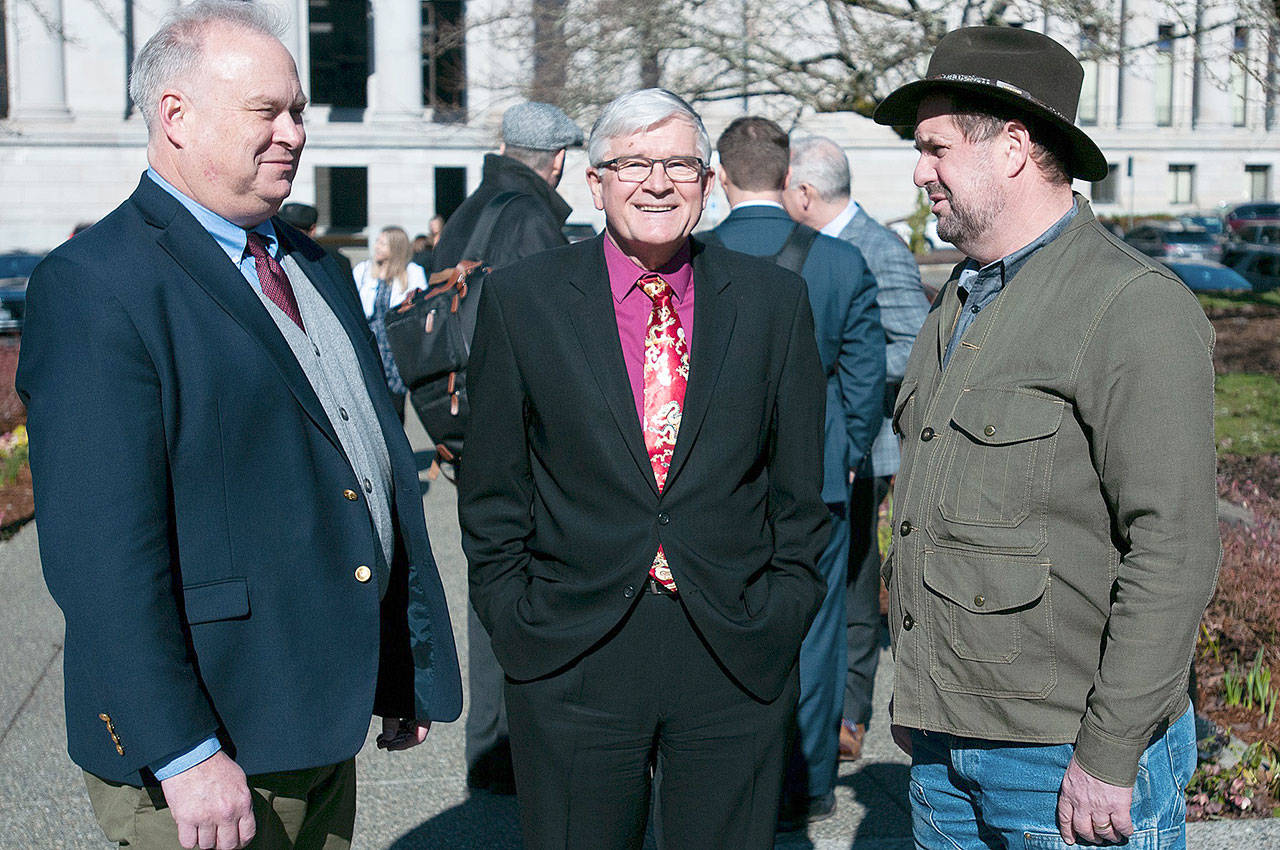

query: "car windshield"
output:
0 255 41 278
1169 232 1215 244
1234 204 1280 220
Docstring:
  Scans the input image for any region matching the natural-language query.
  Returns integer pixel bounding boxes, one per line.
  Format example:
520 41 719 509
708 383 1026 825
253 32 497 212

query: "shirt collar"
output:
731 199 786 212
145 167 280 264
820 199 860 238
958 197 1079 293
603 234 693 304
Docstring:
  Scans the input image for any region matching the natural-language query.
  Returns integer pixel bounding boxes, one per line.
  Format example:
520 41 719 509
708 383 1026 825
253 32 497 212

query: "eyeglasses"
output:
595 155 707 183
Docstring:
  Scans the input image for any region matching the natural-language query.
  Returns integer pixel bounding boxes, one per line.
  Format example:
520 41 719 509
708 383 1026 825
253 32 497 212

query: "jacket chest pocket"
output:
931 388 1065 555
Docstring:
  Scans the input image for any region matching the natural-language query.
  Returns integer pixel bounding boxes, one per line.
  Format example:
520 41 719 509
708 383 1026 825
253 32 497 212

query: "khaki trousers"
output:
83 759 355 849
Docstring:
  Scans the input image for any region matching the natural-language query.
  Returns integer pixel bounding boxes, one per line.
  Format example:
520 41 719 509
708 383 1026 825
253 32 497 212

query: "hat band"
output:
932 73 1072 124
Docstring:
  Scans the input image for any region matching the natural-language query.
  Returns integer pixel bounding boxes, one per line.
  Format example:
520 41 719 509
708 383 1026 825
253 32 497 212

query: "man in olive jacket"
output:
874 27 1219 850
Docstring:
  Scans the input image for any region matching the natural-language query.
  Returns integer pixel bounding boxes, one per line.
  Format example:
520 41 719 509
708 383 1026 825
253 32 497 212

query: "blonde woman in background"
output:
353 226 428 417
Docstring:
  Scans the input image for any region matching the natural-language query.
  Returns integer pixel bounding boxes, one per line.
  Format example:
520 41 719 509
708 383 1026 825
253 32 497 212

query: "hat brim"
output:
873 78 1109 183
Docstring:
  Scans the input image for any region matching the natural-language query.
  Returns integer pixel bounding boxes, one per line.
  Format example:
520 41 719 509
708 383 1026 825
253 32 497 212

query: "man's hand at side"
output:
377 717 431 750
1056 755 1133 845
160 750 255 849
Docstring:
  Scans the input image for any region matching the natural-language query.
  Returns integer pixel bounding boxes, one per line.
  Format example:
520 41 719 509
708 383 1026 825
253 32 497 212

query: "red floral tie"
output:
639 273 688 592
245 232 305 331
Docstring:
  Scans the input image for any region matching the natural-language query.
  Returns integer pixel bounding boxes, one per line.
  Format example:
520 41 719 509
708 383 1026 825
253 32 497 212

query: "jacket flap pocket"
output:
923 551 1048 613
950 388 1064 445
891 379 919 436
183 578 249 625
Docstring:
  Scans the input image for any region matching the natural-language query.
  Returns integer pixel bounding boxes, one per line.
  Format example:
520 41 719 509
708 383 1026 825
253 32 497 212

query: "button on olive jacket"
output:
886 197 1220 787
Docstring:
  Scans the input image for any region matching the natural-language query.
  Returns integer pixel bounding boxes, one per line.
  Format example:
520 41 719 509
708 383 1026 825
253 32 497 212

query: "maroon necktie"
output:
245 232 304 331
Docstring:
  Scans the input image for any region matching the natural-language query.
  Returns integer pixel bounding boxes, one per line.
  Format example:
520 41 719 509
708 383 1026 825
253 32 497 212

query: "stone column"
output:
1118 1 1157 130
1195 6 1235 130
9 0 71 120
369 0 424 121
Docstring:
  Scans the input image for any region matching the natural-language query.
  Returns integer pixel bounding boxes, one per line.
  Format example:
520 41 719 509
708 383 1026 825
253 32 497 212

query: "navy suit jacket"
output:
712 205 885 503
16 175 461 785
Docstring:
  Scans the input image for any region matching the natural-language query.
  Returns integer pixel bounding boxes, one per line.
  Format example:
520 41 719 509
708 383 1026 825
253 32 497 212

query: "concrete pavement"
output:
0 409 1275 848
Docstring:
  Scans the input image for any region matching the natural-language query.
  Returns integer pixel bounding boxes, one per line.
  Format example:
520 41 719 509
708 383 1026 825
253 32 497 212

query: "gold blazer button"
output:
343 489 359 501
354 565 372 583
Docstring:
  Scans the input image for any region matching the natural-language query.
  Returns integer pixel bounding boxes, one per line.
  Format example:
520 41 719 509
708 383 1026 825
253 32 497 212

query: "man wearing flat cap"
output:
431 101 583 276
874 26 1219 849
431 100 583 795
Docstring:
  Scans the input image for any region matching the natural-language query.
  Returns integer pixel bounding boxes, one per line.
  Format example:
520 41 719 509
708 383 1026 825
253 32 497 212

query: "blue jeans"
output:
909 706 1195 849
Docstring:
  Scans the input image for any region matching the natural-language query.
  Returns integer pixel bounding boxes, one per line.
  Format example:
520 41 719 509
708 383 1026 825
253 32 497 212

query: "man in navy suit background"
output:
712 116 884 828
16 2 460 847
783 134 933 765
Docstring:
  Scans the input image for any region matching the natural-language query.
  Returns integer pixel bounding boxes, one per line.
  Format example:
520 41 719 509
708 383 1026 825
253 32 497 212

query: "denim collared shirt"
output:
942 199 1079 368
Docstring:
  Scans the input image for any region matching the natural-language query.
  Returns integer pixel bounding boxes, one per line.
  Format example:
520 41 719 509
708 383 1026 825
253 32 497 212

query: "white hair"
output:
129 0 283 130
789 135 852 203
587 88 711 166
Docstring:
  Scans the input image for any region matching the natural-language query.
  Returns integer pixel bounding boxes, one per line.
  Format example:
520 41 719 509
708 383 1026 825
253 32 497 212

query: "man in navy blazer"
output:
783 135 933 766
712 116 885 828
15 3 460 848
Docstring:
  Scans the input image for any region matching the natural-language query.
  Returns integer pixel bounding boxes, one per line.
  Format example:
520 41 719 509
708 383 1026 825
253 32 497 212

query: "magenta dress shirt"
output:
603 235 696 423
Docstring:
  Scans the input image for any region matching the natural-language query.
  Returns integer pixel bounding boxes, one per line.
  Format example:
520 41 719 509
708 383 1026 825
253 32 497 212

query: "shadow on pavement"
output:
838 761 912 846
387 791 523 850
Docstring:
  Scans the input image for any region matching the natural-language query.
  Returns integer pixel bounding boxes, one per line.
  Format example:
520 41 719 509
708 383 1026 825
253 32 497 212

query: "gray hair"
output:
587 88 711 166
129 0 283 130
789 136 851 203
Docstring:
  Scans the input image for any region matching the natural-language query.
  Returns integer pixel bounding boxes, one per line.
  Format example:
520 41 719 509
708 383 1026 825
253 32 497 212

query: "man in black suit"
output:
459 88 828 849
16 3 460 848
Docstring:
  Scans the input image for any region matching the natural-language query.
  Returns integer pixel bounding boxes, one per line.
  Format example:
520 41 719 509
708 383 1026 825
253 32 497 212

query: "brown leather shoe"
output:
838 720 865 762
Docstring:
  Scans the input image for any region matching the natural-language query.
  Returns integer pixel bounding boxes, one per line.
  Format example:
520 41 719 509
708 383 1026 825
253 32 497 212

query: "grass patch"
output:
1198 288 1280 314
1216 373 1280 456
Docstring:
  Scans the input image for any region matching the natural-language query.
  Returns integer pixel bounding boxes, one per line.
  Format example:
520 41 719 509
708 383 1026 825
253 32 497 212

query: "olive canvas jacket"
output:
886 197 1220 787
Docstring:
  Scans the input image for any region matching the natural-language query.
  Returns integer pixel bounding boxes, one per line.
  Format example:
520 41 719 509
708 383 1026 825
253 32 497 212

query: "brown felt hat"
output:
874 26 1108 182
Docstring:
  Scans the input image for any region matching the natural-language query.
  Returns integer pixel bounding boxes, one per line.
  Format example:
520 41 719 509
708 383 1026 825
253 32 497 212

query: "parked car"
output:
1177 211 1226 237
1162 259 1253 292
562 223 597 243
1123 222 1222 262
1223 202 1280 236
0 252 42 332
1221 244 1280 291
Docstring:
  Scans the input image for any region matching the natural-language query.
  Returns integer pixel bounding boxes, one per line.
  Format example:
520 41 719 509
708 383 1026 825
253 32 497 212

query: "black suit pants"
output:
504 591 798 850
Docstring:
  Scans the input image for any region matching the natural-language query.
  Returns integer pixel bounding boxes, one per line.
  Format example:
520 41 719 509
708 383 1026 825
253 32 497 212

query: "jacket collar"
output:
481 153 573 225
129 174 343 451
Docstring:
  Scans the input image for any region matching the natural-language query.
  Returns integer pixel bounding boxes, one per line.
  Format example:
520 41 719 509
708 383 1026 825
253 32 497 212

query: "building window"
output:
433 166 467 223
1169 164 1195 205
422 1 466 122
309 0 370 109
1246 165 1271 200
1092 163 1120 204
316 166 368 233
1232 26 1249 127
1079 26 1100 126
1156 24 1175 127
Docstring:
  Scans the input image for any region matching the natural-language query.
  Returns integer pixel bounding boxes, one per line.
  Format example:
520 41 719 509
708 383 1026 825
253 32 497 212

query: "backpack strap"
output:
773 223 819 275
460 191 525 262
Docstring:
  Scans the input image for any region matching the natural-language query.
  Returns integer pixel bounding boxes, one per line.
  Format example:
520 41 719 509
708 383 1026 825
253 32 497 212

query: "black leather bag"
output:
385 192 523 470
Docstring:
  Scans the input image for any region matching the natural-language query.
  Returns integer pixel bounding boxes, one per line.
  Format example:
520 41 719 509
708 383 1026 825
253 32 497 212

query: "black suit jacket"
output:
458 235 828 702
16 175 462 784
